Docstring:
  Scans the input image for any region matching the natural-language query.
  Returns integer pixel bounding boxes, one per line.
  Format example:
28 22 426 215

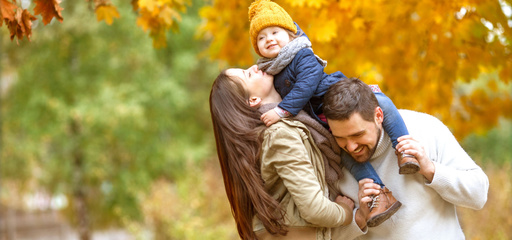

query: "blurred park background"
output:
1 0 511 239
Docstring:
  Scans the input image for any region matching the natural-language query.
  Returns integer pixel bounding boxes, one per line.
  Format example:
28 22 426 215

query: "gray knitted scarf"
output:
259 103 344 196
257 37 327 75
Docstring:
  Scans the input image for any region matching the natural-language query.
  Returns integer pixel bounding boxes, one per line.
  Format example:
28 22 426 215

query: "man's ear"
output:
375 106 384 124
249 97 262 108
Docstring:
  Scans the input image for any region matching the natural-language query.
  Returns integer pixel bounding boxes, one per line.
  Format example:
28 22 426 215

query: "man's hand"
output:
358 178 380 210
261 109 281 126
396 135 435 182
354 179 381 229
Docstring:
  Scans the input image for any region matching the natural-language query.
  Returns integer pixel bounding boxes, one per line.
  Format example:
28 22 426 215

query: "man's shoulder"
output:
398 109 448 133
398 109 442 123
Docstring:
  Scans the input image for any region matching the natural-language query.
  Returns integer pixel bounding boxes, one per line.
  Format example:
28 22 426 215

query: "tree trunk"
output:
70 118 90 240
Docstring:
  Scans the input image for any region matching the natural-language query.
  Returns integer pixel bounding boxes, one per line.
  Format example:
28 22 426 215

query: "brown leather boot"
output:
398 152 420 174
366 187 402 227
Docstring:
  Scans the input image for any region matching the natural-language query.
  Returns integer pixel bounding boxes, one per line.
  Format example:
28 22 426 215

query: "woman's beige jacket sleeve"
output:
260 120 351 228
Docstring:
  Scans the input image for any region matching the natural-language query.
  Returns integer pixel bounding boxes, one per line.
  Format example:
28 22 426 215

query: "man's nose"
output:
346 140 358 152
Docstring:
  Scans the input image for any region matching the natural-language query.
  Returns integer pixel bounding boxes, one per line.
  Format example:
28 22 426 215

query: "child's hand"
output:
261 109 281 126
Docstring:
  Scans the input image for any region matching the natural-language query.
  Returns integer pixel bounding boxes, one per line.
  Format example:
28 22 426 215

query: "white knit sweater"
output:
332 110 489 240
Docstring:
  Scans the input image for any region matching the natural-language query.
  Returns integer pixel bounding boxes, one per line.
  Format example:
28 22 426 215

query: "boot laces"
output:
368 195 380 210
368 189 391 210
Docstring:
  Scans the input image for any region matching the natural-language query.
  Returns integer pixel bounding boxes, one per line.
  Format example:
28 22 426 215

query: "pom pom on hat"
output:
248 0 297 57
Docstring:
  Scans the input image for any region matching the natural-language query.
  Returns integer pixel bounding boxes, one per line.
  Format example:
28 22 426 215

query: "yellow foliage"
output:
351 17 365 31
487 78 498 92
136 0 190 48
95 5 120 25
198 0 512 138
284 0 326 8
197 1 254 66
308 14 337 43
138 0 157 12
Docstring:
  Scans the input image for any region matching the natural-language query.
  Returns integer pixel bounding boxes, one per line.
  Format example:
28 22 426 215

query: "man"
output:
323 77 489 239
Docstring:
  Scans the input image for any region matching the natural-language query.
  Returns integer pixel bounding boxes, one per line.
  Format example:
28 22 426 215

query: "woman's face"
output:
225 65 274 99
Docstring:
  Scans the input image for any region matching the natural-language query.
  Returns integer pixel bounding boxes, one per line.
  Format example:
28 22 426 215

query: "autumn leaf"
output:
95 4 120 25
0 0 17 27
6 8 22 41
5 7 37 44
21 9 37 40
135 0 190 48
33 0 64 25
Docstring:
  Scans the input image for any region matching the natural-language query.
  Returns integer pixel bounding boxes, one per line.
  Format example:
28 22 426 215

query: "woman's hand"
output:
335 195 354 209
261 109 281 126
335 195 355 226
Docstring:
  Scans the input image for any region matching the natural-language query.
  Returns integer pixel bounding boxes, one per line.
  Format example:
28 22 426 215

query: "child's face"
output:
257 26 291 58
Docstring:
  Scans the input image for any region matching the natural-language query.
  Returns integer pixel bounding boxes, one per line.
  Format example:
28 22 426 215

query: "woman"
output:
209 65 362 240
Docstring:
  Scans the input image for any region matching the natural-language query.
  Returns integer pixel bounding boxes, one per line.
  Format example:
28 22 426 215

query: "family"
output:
209 0 489 239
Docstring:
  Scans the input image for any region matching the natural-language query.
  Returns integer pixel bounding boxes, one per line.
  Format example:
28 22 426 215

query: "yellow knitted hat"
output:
248 0 297 57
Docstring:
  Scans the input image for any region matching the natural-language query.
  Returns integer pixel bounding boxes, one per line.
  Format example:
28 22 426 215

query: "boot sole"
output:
399 162 420 174
367 201 402 227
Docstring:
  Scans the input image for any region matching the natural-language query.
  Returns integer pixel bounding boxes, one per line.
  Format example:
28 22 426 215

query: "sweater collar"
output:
370 126 392 160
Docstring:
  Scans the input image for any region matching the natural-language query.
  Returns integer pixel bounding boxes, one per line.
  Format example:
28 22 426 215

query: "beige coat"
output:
253 118 351 240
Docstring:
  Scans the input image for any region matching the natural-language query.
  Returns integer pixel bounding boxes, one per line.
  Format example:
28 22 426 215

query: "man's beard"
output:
353 127 381 163
366 127 381 160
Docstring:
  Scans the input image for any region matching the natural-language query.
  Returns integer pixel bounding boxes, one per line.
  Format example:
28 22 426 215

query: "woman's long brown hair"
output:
209 70 287 239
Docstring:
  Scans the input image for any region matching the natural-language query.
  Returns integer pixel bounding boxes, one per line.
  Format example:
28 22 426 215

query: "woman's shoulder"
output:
264 119 309 138
265 119 299 132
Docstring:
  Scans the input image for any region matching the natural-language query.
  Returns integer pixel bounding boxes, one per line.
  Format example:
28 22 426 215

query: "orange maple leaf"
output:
6 7 37 44
21 9 37 40
0 0 17 27
6 8 21 41
33 0 64 25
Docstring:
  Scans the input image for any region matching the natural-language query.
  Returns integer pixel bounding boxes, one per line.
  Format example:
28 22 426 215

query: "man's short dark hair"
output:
323 77 379 122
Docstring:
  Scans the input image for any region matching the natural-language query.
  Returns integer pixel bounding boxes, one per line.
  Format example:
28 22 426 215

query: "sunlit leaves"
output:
0 0 63 43
199 0 512 138
135 0 190 48
0 0 17 26
284 0 326 8
307 10 337 43
0 0 189 47
197 0 254 67
33 0 64 25
6 8 37 43
92 0 121 25
96 4 120 25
